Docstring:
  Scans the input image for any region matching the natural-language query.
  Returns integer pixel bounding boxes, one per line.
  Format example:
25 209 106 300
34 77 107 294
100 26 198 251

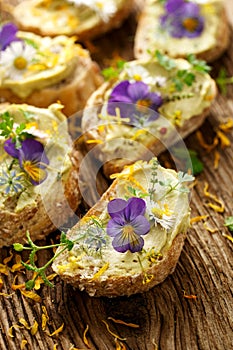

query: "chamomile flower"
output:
124 65 153 83
0 41 37 80
146 200 176 231
67 0 117 21
125 65 167 88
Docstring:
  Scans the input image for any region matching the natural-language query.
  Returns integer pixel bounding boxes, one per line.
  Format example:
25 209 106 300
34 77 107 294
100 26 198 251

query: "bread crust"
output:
0 56 103 117
12 0 135 40
134 2 230 62
52 160 190 297
0 104 82 247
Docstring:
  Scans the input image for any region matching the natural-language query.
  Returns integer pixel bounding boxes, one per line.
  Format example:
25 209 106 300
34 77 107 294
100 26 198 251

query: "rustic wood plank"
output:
0 1 233 349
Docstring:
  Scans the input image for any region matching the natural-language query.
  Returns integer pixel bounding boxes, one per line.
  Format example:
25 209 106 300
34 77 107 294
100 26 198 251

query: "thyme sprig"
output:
159 171 194 200
13 231 74 289
148 158 159 200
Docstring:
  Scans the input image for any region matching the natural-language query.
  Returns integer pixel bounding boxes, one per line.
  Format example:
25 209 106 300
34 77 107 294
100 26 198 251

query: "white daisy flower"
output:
154 76 167 88
125 65 167 88
0 41 36 80
146 199 176 231
124 64 154 84
67 0 117 22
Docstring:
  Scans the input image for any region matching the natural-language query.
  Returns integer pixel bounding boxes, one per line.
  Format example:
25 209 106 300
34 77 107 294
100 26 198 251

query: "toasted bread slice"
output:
81 55 216 177
0 30 103 116
52 158 192 297
12 0 135 40
134 0 230 62
0 103 82 247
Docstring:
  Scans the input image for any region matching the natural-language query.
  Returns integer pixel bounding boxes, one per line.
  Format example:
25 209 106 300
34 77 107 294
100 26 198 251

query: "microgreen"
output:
224 217 233 232
102 59 126 80
187 54 211 74
155 50 177 71
0 111 31 148
216 67 233 95
13 231 74 289
172 70 196 91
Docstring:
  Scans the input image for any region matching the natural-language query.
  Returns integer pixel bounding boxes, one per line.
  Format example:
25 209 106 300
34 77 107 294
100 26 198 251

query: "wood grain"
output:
0 1 233 349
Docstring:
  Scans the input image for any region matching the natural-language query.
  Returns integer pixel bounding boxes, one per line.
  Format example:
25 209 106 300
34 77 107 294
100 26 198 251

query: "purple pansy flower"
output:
107 80 162 125
160 0 204 39
106 197 150 253
4 138 20 158
0 23 20 51
4 138 49 185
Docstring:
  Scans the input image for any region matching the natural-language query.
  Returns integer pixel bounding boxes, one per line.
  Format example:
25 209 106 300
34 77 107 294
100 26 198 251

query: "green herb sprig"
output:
187 54 211 74
102 60 126 80
159 171 194 200
0 111 32 149
13 231 74 290
224 217 233 232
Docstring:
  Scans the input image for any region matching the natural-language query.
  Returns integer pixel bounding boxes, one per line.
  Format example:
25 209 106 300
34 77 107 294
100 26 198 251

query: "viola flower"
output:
4 138 20 158
4 138 49 185
107 80 163 125
18 139 49 185
160 0 204 39
0 23 20 51
146 200 176 231
0 41 37 80
106 197 150 253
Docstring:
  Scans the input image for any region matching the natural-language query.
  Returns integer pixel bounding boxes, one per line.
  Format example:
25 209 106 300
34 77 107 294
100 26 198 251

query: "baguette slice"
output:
134 0 230 62
12 0 135 40
52 158 192 297
0 103 82 247
81 55 217 177
0 30 103 116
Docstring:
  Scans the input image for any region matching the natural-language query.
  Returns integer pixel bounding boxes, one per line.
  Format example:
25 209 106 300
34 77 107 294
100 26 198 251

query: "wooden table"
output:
0 1 232 349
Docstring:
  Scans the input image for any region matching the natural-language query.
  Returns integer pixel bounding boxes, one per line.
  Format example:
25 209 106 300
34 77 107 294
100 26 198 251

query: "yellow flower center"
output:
182 18 199 32
96 2 103 10
23 161 46 183
14 56 28 70
122 225 134 236
133 74 142 81
136 99 151 111
152 204 172 218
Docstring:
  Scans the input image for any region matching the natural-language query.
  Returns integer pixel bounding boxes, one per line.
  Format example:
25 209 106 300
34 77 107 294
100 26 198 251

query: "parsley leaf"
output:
172 70 196 91
187 54 211 73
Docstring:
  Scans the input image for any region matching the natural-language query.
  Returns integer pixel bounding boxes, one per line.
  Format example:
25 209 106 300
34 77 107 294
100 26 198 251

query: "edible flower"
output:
106 197 150 253
0 41 36 80
4 138 49 185
160 0 204 38
125 64 167 87
0 23 20 51
0 169 24 195
107 80 162 125
146 200 176 231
